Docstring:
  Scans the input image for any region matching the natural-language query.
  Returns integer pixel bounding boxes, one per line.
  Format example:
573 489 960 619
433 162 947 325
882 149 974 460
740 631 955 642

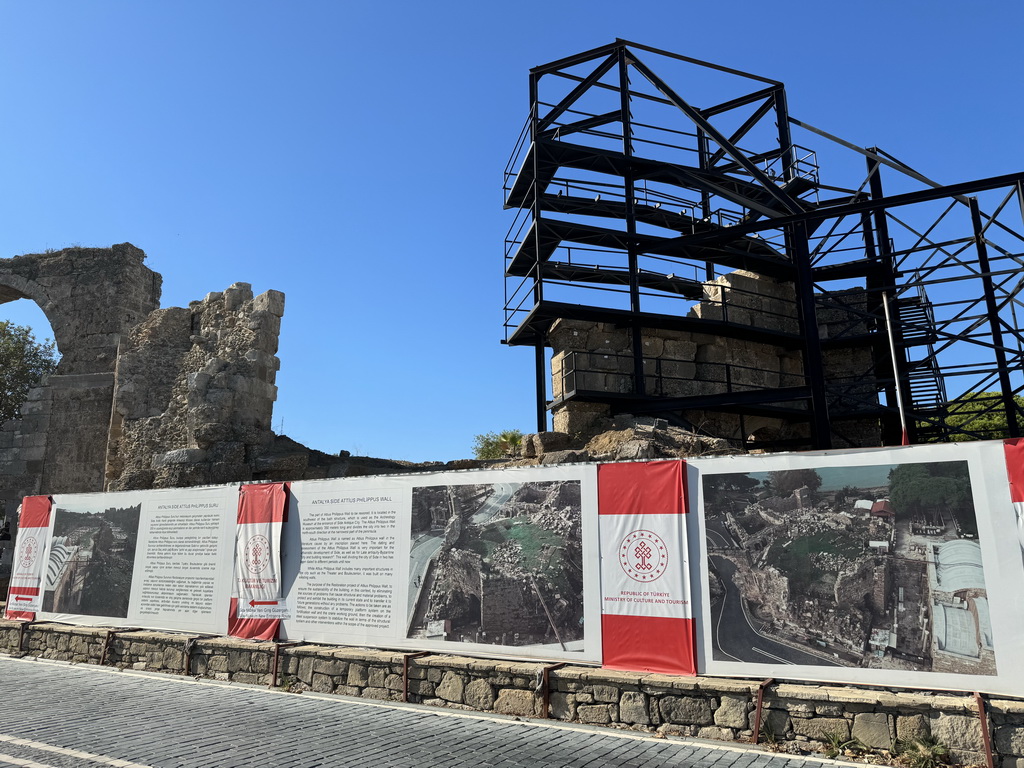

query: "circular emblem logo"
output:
17 536 39 572
244 534 271 574
619 529 668 582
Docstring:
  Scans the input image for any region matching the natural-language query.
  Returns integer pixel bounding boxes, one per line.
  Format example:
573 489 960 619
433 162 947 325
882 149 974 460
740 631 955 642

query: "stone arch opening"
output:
0 295 60 428
0 276 65 367
0 245 161 507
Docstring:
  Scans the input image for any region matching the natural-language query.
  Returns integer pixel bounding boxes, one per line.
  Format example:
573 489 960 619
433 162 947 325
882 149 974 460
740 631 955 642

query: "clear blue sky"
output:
0 2 1021 462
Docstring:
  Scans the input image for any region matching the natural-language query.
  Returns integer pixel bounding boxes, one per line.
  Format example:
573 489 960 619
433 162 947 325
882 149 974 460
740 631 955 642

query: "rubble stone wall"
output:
107 282 285 490
2 619 1019 766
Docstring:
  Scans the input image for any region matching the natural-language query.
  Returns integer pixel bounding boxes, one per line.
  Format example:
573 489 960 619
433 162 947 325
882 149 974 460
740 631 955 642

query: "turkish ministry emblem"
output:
244 534 271 574
17 536 38 572
619 529 668 582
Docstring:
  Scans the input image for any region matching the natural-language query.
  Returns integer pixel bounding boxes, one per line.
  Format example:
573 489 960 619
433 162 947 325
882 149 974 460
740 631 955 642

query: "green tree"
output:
0 321 57 423
941 391 1024 440
766 468 822 497
704 472 760 494
472 429 523 459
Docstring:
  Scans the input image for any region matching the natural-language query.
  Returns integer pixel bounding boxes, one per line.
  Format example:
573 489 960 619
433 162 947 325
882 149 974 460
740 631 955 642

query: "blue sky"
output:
0 2 1021 461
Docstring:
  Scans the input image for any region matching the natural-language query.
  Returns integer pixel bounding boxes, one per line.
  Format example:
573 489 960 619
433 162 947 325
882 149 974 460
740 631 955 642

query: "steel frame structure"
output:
503 40 1024 449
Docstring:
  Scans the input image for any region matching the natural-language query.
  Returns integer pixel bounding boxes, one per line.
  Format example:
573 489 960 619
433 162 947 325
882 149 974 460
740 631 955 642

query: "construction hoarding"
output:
5 440 1024 694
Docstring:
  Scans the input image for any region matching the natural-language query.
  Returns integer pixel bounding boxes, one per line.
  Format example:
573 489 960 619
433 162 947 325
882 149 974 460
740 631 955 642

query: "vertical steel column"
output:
862 204 900 443
618 46 645 397
529 73 548 432
776 90 831 447
696 128 715 281
535 343 547 432
867 155 917 443
970 197 1020 437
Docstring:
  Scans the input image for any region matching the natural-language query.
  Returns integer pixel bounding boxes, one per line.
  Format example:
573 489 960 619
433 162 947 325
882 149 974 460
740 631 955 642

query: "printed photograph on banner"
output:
407 480 584 651
703 460 995 675
43 503 141 618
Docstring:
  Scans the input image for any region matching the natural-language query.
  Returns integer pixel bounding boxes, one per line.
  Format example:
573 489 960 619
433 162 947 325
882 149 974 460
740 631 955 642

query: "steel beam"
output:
971 197 1020 437
629 54 803 216
618 48 645 398
536 54 618 133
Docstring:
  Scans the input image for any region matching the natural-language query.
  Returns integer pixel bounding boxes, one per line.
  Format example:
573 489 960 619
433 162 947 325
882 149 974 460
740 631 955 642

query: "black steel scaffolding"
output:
503 40 1024 449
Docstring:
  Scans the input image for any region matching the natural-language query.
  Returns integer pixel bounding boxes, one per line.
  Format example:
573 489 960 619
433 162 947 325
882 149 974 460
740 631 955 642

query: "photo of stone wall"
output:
42 504 141 618
703 461 996 675
407 480 583 650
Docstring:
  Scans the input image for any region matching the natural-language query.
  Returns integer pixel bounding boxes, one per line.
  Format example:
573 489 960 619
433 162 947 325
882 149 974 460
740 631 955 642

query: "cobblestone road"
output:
0 656 862 768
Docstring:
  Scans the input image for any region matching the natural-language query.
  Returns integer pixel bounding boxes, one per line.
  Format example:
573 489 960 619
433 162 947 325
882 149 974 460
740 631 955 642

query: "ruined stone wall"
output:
0 245 161 510
2 618 1018 767
549 271 805 444
548 270 880 448
107 283 285 490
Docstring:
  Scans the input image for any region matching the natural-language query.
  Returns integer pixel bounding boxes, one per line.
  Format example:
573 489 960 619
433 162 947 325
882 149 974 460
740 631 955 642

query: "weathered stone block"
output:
347 663 368 687
549 692 575 720
852 713 892 750
436 671 466 703
409 680 435 697
659 695 713 726
931 713 983 752
367 666 388 689
791 716 850 742
464 679 495 710
251 652 271 674
313 657 347 677
162 646 183 671
577 704 611 724
592 685 618 703
253 290 285 317
529 431 571 456
618 692 650 725
297 655 314 684
995 726 1024 755
494 689 536 717
226 650 252 673
714 695 748 729
762 709 791 738
896 714 931 743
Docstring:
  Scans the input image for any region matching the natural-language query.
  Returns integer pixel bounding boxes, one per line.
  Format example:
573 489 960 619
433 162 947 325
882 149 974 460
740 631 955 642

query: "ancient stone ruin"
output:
0 244 457 520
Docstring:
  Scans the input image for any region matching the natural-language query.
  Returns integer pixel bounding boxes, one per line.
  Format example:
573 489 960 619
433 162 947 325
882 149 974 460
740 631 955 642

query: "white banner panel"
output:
39 485 238 633
691 441 1024 697
600 515 689 619
234 485 288 621
280 464 601 663
6 500 53 613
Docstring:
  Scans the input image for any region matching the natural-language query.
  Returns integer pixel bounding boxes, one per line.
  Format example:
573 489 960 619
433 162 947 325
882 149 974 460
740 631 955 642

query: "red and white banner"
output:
598 460 695 675
229 483 288 640
1004 439 1024 558
4 496 53 620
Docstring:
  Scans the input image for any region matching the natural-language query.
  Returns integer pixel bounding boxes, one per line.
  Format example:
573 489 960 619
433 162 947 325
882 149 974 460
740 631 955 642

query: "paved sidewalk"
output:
0 656 863 768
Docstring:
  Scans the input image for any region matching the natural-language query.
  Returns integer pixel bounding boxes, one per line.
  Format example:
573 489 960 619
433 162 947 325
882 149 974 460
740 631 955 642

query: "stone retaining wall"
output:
3 619 1021 766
